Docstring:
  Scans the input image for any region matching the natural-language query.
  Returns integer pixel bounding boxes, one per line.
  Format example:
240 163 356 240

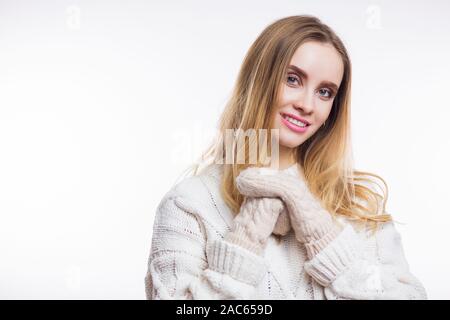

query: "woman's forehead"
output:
289 41 344 87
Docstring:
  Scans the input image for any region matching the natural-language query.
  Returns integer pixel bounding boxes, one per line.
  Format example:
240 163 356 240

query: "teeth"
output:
284 115 307 127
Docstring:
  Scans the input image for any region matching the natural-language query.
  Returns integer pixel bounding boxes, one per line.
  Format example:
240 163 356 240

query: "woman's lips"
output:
280 113 310 133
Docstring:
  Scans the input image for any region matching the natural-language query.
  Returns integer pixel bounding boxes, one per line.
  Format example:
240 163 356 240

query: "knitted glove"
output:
236 167 342 259
224 196 284 256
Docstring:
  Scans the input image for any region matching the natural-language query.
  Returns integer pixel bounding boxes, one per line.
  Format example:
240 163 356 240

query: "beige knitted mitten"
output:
236 167 342 259
272 207 291 236
225 197 284 256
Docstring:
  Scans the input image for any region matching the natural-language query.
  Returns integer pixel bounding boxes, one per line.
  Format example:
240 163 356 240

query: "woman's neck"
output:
277 145 297 170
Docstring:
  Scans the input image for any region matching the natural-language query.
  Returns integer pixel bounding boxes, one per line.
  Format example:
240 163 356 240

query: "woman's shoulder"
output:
156 163 233 232
336 212 403 256
167 163 223 200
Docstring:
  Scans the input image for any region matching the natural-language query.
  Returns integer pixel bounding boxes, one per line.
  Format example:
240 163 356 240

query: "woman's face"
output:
272 41 344 150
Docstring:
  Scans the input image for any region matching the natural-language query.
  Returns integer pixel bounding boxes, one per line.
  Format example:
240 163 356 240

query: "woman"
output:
144 15 427 299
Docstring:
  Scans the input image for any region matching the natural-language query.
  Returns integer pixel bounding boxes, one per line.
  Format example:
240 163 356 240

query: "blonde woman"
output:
144 15 427 300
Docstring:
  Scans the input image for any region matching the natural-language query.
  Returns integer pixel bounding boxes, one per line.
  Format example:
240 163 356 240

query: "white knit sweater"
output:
144 164 427 300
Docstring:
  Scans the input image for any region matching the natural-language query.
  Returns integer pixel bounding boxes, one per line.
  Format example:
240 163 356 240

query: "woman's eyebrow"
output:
288 65 339 91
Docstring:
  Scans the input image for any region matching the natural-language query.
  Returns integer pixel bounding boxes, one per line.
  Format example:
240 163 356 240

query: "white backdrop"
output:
0 0 449 299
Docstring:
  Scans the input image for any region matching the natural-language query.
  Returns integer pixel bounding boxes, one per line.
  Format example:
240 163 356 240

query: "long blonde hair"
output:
182 15 392 230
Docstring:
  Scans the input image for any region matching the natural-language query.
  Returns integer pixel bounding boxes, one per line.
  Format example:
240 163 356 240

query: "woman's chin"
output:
279 137 303 149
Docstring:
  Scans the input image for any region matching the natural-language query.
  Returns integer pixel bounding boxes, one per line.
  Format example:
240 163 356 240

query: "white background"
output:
0 0 449 299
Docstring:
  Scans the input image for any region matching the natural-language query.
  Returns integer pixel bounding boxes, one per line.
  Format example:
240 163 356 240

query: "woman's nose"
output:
294 92 315 114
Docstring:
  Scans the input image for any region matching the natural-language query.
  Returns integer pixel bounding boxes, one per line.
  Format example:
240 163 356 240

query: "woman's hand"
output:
236 166 342 258
224 196 285 255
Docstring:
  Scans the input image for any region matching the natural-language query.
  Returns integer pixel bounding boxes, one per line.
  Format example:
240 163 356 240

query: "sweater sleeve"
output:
144 196 268 300
303 221 427 300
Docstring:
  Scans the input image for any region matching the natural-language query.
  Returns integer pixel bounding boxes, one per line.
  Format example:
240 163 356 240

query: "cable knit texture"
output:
145 163 427 300
224 197 284 255
236 165 343 259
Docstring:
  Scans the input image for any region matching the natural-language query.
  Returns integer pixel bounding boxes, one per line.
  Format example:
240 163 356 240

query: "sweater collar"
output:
204 162 301 178
281 163 301 178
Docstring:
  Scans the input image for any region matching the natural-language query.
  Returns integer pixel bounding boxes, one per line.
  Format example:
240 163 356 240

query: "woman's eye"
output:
287 74 300 85
318 88 332 99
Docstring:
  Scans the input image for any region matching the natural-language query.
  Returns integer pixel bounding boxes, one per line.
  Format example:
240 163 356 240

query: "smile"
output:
280 113 310 133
